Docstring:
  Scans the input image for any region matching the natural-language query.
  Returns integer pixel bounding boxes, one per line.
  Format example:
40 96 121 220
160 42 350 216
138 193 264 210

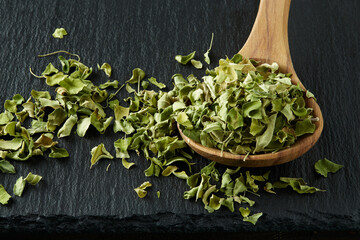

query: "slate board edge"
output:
1 211 359 233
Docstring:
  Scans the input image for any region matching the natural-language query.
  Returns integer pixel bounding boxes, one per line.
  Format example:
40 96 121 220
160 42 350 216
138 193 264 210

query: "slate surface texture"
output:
0 0 359 233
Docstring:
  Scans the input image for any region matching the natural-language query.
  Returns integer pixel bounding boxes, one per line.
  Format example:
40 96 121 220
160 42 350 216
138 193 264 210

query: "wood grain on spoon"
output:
178 0 323 167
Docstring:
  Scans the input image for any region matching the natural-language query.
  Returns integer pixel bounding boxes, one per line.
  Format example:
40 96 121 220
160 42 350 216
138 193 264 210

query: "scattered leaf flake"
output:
0 184 11 205
134 181 152 198
175 51 196 65
24 172 42 185
191 59 203 69
13 177 26 197
122 158 135 169
0 160 16 174
52 28 68 39
99 63 112 77
314 158 344 177
148 77 166 89
90 143 114 168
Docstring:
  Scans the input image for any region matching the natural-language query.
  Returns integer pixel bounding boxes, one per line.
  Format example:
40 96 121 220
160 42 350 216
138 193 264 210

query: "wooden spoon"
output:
178 0 324 167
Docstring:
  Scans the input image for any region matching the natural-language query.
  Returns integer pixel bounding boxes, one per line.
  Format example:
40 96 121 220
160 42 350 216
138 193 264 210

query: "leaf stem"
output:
29 68 45 79
38 50 81 61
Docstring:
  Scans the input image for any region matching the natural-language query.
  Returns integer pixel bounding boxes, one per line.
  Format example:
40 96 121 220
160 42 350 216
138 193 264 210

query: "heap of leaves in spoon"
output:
0 41 343 225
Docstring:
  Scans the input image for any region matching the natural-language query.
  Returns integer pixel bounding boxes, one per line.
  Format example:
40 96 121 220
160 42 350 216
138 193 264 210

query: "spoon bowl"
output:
178 0 323 167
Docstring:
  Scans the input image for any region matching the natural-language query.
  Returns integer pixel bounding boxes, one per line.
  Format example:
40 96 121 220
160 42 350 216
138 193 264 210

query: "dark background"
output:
0 0 359 238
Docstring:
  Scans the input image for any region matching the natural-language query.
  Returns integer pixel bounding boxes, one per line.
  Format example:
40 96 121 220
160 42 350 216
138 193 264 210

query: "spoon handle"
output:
239 0 295 74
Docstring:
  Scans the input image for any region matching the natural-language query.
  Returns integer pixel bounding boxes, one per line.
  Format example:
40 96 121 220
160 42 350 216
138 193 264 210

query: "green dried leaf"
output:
99 80 119 89
49 146 69 158
162 165 178 176
46 108 67 131
243 100 262 120
57 115 78 138
191 59 203 69
184 186 199 200
11 94 23 105
114 137 132 159
113 105 130 120
175 51 196 65
295 119 316 137
279 177 325 194
134 181 152 198
242 210 263 225
177 112 193 129
24 172 42 185
59 76 86 94
42 63 59 76
90 143 113 168
202 185 218 206
306 90 317 101
264 182 276 194
207 194 221 211
122 158 135 169
31 90 51 100
99 63 112 77
172 171 189 180
254 113 277 153
4 100 17 113
13 177 26 197
233 175 247 195
141 80 149 89
187 173 200 188
90 111 113 134
148 77 166 89
58 56 70 73
0 184 11 205
45 72 67 86
239 207 251 218
246 171 259 192
52 28 68 39
34 134 58 149
127 68 146 84
230 53 243 63
263 170 271 180
0 160 16 174
0 111 14 125
234 195 255 207
314 158 343 177
165 156 194 172
0 138 23 151
76 117 91 137
227 107 244 130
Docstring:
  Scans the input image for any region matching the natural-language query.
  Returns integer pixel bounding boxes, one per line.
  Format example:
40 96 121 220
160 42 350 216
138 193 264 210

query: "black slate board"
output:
0 0 359 233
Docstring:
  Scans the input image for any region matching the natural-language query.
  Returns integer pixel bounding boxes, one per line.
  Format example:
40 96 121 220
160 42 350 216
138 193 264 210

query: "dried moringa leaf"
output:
279 177 325 194
134 181 152 198
148 77 166 89
52 28 68 39
122 158 135 169
0 160 16 174
42 63 59 76
0 184 11 205
24 172 42 185
314 158 343 177
99 63 112 77
191 59 203 69
99 80 119 89
175 51 196 65
13 177 26 197
49 146 69 158
90 143 113 168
